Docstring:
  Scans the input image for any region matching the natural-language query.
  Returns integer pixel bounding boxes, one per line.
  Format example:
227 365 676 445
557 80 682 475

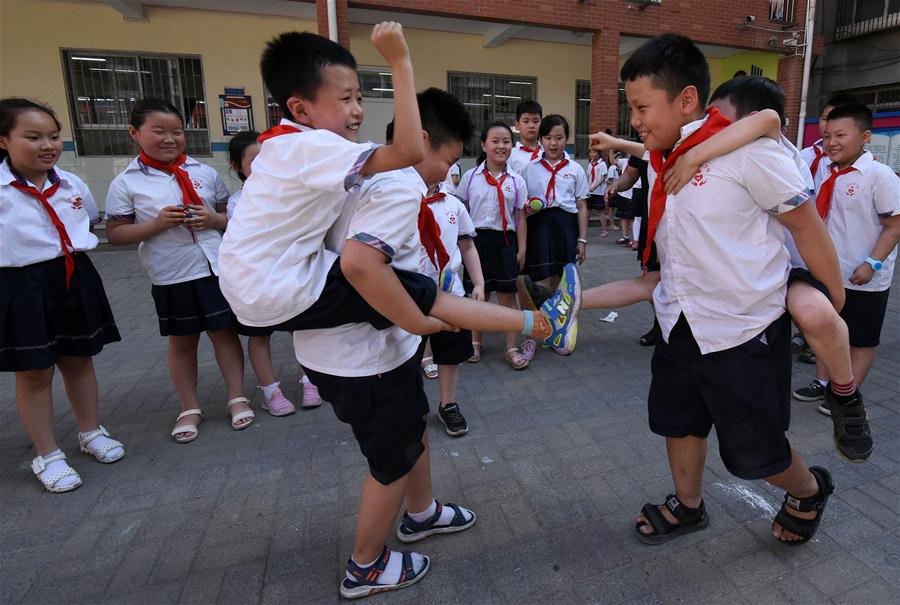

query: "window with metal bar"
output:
575 80 591 158
834 84 900 113
62 50 211 156
447 72 537 156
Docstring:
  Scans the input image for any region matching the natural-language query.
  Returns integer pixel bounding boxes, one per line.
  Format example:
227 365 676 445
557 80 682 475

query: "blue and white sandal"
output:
396 501 476 543
340 546 430 600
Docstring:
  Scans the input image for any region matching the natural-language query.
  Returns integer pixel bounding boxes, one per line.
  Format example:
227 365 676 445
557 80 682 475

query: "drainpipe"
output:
796 0 817 148
327 0 339 43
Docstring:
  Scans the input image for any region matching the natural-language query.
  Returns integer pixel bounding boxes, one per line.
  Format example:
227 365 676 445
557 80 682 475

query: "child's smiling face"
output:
482 126 512 167
823 116 870 168
287 64 364 142
0 109 63 177
625 75 702 151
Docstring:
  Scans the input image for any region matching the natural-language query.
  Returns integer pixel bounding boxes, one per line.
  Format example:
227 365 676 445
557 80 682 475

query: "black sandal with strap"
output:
772 466 835 545
826 390 874 463
635 494 709 545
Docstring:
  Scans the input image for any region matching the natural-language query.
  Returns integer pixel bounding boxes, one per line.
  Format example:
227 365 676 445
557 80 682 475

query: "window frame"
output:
575 79 591 159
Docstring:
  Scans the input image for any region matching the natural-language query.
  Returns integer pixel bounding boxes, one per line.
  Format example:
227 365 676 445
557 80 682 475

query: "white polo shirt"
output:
225 188 241 220
649 116 811 354
521 156 589 214
779 135 817 270
588 159 608 195
821 151 900 292
105 155 229 286
456 162 526 232
0 160 99 267
218 119 375 326
293 166 424 377
509 141 542 175
418 191 477 297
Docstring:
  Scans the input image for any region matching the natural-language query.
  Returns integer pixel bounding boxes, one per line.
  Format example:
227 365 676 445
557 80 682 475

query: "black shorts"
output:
465 229 519 294
152 275 236 337
840 288 890 348
788 267 831 301
427 328 474 366
648 313 793 480
614 195 636 219
587 194 606 210
303 355 429 486
238 258 437 336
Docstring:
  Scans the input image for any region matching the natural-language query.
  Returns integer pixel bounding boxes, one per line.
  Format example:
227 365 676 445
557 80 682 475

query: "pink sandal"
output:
261 385 296 417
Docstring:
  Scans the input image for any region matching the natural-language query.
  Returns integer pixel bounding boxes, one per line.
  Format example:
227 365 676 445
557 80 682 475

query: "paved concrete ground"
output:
2 231 898 605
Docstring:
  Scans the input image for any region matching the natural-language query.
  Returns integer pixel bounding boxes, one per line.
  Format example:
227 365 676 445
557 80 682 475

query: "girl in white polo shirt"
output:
0 98 124 493
457 121 530 369
105 98 253 444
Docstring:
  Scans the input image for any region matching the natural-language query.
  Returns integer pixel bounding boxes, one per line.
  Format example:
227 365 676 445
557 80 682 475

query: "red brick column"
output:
777 54 805 143
316 0 350 49
590 29 620 134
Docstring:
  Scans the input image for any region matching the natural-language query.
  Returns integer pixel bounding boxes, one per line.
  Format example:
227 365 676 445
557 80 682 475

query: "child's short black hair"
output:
481 120 514 142
825 102 872 132
130 97 183 129
261 31 357 119
0 98 62 162
386 88 473 150
824 92 857 111
538 114 569 140
515 100 543 121
620 33 710 106
228 130 260 181
710 75 786 126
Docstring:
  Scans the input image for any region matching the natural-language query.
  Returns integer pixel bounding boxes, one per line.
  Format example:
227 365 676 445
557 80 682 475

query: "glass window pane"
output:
449 72 537 156
359 67 394 99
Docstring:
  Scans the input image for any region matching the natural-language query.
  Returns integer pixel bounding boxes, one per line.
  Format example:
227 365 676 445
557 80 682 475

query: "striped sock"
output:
830 378 857 399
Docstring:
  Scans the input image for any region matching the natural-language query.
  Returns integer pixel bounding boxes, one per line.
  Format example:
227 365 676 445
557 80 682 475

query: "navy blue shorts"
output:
840 288 890 347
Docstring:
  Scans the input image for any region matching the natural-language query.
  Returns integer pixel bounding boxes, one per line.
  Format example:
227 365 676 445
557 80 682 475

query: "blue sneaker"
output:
539 263 581 352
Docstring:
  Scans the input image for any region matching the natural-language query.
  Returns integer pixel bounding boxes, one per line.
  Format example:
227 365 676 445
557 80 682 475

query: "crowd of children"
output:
1 21 897 600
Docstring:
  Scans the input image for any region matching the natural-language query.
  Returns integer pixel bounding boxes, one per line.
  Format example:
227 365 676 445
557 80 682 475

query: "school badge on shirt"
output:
691 164 712 188
447 212 457 225
71 196 84 210
192 179 203 190
845 183 858 197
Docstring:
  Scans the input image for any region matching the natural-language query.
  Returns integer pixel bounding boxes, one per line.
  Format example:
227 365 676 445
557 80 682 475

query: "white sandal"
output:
227 397 254 430
31 450 82 493
421 356 439 380
78 425 125 463
171 408 202 443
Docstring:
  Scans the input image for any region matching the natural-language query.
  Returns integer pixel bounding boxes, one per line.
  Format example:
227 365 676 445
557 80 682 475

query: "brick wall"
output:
317 0 350 48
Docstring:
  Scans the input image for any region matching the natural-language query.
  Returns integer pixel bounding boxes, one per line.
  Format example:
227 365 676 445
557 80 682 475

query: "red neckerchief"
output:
483 168 510 243
590 160 598 183
139 151 206 242
9 170 75 288
519 144 540 161
646 107 731 269
809 143 826 178
257 124 302 143
816 163 857 220
540 158 569 205
419 192 450 271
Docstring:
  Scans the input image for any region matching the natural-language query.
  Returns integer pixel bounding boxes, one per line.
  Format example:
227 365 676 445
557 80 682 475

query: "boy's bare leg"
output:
405 429 434 515
765 449 820 542
787 282 852 384
636 436 706 533
438 365 458 404
354 473 410 563
582 272 659 310
850 347 877 385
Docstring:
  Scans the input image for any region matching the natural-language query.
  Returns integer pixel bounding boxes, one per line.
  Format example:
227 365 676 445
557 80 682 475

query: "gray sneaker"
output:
793 380 826 402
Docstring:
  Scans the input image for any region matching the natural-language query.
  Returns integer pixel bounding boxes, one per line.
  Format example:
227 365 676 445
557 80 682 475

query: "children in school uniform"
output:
800 93 857 183
586 147 609 236
605 158 620 231
105 98 253 443
813 102 900 412
621 34 838 546
1 99 124 492
457 122 530 369
612 153 637 246
225 131 320 413
508 100 543 175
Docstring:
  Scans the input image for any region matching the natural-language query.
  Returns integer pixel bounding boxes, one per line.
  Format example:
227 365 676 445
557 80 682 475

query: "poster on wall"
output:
219 89 254 136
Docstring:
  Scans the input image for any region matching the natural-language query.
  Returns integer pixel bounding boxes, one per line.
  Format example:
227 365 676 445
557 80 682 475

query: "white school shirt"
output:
105 156 229 286
418 192 477 297
648 116 811 355
0 160 99 267
292 166 425 377
456 162 526 232
615 157 634 199
218 119 375 326
442 162 461 195
588 159 608 195
225 188 241 220
521 156 589 214
509 141 542 175
820 151 900 292
779 135 817 270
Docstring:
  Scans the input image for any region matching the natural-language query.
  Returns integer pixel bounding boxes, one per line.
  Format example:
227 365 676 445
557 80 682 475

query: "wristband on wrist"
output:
577 238 588 245
865 256 883 271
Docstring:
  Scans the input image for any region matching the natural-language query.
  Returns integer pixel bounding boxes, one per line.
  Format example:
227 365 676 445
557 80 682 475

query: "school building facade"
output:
0 0 822 206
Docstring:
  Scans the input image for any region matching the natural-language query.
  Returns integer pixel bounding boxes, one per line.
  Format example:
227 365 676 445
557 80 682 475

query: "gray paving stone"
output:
1 243 897 603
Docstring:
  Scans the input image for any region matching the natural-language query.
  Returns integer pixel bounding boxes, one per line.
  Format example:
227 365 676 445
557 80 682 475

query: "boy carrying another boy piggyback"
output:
616 34 840 546
220 24 581 599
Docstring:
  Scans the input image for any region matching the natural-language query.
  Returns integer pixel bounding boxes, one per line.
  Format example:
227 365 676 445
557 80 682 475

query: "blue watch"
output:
865 257 883 271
